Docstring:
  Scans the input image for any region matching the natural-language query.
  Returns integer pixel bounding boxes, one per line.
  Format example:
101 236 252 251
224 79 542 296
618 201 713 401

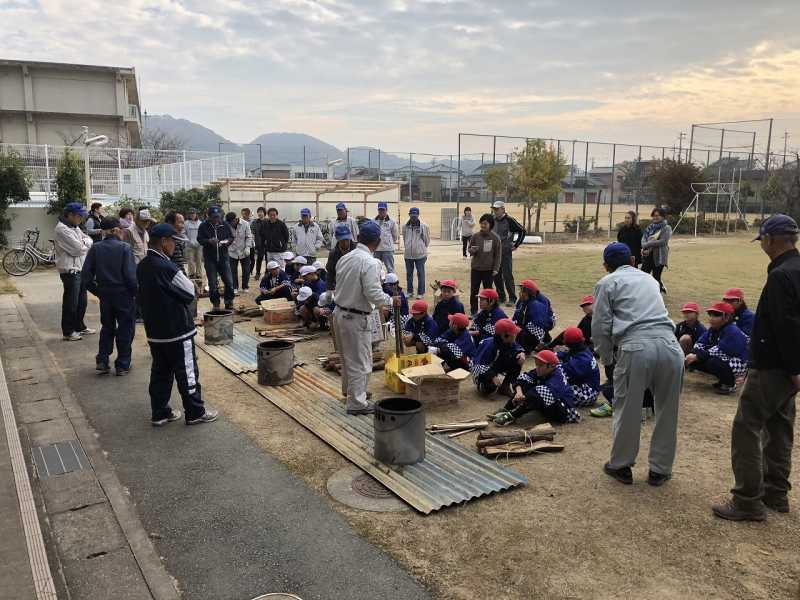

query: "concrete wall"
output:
5 205 59 248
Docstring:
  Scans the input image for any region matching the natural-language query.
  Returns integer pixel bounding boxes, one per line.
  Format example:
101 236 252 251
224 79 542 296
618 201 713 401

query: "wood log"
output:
479 440 565 456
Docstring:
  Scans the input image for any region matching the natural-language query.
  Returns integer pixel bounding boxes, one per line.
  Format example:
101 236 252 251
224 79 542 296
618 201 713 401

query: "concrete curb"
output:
13 296 180 600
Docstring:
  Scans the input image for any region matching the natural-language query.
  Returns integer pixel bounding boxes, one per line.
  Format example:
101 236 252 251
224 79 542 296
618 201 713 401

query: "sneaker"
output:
493 411 516 427
115 367 130 376
603 462 633 485
647 470 671 487
346 403 375 415
63 332 82 341
233 289 240 296
204 285 210 292
79 327 97 335
95 360 110 374
186 409 219 425
711 499 766 522
152 409 182 427
590 402 613 418
763 496 790 513
715 384 736 395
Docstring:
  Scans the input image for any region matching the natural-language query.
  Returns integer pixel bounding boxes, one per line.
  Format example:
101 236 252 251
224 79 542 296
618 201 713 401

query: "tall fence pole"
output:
553 140 561 234
688 125 695 164
117 148 122 196
762 118 774 220
456 134 461 214
608 144 616 237
582 143 589 220
44 144 51 198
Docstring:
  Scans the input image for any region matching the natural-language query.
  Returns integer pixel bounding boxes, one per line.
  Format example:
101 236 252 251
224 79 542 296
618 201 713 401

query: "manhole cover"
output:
327 466 409 512
351 472 393 499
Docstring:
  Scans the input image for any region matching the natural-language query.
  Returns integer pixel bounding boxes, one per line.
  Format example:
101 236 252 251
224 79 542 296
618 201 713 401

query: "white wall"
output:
6 204 59 248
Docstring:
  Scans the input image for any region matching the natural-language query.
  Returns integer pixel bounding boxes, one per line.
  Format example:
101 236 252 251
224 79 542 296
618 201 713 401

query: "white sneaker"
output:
234 289 240 296
79 327 96 335
204 285 210 292
63 332 82 341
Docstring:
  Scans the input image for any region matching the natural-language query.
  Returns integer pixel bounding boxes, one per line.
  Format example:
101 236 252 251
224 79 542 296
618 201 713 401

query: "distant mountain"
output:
249 132 344 165
142 114 234 153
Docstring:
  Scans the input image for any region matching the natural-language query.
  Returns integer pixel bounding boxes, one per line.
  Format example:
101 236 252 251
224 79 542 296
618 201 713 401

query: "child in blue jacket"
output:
722 288 755 337
432 279 465 333
513 279 556 353
685 302 749 394
402 299 439 354
255 260 293 304
471 318 526 396
556 327 601 407
470 288 507 343
432 313 476 371
382 273 409 326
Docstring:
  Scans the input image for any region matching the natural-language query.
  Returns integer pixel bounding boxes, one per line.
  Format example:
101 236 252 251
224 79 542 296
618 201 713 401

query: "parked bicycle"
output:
2 228 56 276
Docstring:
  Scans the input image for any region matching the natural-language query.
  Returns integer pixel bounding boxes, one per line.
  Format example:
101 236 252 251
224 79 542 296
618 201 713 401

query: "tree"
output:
142 128 186 151
650 159 705 217
160 184 221 216
49 148 85 215
0 149 31 246
761 155 800 222
510 139 567 232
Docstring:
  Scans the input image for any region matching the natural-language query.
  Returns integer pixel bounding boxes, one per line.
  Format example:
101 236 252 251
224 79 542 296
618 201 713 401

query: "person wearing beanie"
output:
685 302 749 395
548 295 594 350
721 288 755 337
471 288 507 342
432 279 465 333
430 313 476 371
592 241 684 486
403 207 430 299
330 202 359 250
402 299 439 354
374 201 399 273
381 272 408 325
471 318 526 396
512 279 556 353
675 302 707 355
255 260 293 304
491 350 579 427
556 327 601 407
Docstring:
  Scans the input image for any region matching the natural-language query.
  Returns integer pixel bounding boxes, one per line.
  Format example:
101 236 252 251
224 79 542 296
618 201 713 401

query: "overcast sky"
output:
5 0 800 155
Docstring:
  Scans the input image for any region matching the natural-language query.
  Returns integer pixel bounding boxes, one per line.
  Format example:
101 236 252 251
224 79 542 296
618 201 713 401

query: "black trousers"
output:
97 292 136 369
148 337 206 422
60 272 87 336
204 258 235 307
255 286 294 304
476 355 521 395
695 356 735 386
517 330 550 354
503 390 569 423
461 235 472 257
641 255 665 292
229 256 252 290
469 269 494 314
254 247 266 277
493 248 516 303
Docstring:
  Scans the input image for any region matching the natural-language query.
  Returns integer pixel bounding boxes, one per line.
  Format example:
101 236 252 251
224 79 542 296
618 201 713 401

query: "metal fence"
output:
0 143 245 204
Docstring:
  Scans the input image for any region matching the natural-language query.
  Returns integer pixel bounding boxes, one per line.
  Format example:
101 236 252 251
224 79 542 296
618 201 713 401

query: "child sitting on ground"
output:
556 327 600 407
432 279 465 333
675 302 707 355
685 302 749 394
471 318 526 396
299 265 326 296
513 279 556 353
492 349 579 426
470 288 507 342
722 288 755 337
431 313 476 371
312 260 327 283
402 300 439 354
286 255 306 284
255 260 293 304
382 273 409 326
548 295 593 350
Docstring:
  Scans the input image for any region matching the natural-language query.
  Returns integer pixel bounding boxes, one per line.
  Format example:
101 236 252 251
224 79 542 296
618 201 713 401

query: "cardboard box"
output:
395 360 470 407
384 352 434 393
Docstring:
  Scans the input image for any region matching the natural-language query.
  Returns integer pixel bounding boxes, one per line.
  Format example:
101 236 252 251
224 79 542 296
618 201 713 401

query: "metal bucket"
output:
258 340 295 386
203 309 234 345
373 397 425 465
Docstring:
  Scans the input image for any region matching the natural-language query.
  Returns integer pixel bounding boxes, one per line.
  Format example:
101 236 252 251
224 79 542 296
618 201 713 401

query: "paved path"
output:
16 272 430 600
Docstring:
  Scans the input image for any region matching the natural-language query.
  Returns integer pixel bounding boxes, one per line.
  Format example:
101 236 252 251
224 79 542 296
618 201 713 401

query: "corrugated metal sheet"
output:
196 328 260 374
236 368 527 514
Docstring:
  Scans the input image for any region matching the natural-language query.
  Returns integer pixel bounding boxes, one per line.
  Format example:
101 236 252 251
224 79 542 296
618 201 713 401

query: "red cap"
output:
722 288 744 301
494 318 521 336
579 295 594 306
448 313 470 328
439 279 457 290
681 302 700 313
707 302 734 315
533 349 559 365
520 279 539 294
411 300 428 315
563 326 585 345
478 288 499 301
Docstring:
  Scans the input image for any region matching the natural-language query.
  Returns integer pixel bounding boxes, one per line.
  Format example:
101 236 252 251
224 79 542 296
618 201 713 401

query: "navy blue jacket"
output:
675 320 707 345
473 306 507 341
403 314 438 346
733 306 755 337
197 220 234 263
382 284 409 318
513 293 555 340
517 364 579 422
471 335 524 382
693 322 749 370
433 296 465 333
259 269 291 292
81 236 137 297
306 278 326 296
136 249 196 343
433 327 476 367
557 345 600 390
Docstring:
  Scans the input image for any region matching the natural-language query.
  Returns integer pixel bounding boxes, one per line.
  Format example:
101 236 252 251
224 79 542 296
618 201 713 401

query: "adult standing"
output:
325 223 357 291
252 206 267 278
124 208 156 265
53 202 95 341
403 207 430 299
641 207 671 294
374 201 399 273
118 207 134 229
712 214 800 521
459 206 476 258
592 242 684 486
291 208 324 263
85 202 104 242
164 211 187 272
467 213 501 315
226 211 253 293
331 202 359 248
264 207 290 268
184 208 204 285
137 223 217 427
332 221 389 414
617 210 643 266
197 206 235 310
81 217 137 375
491 200 525 307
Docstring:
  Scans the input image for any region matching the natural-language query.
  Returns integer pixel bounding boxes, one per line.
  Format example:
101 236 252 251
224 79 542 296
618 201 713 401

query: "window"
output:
122 174 131 184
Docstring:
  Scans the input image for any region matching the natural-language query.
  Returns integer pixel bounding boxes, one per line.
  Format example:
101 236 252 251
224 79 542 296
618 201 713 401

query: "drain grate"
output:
351 472 393 499
31 440 88 479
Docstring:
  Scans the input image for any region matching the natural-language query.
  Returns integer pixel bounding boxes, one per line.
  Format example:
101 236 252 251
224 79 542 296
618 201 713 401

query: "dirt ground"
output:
198 233 799 600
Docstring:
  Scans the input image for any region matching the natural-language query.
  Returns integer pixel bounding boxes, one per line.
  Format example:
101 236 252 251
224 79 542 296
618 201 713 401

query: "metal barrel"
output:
257 340 295 386
373 397 425 465
203 309 234 345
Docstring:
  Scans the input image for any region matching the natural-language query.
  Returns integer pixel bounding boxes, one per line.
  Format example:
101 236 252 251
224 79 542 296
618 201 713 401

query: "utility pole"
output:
678 132 686 163
783 131 790 167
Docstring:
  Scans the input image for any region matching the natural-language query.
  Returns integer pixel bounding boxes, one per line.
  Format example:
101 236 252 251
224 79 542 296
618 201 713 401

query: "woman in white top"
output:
459 206 475 258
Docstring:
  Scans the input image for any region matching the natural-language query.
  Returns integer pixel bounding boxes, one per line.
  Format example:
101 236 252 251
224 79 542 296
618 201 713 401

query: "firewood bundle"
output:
476 423 564 457
427 419 489 438
319 351 385 374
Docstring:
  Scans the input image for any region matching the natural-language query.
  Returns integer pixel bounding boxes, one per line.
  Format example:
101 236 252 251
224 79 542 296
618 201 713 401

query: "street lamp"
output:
82 126 109 205
326 158 344 180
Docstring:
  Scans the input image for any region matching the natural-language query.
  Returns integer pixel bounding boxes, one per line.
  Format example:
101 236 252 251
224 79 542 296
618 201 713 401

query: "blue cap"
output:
358 219 381 243
409 207 420 216
753 213 799 241
150 223 178 239
335 202 346 211
300 208 311 217
377 202 388 210
603 242 632 269
64 202 88 216
334 223 352 240
208 206 222 217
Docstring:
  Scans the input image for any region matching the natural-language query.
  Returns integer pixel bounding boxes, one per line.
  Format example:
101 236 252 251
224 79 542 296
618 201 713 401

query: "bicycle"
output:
2 228 56 276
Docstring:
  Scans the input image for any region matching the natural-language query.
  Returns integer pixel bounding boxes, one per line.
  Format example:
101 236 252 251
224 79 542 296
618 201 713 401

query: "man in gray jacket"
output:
291 208 324 262
374 201 398 273
592 242 684 486
403 207 430 299
54 202 95 341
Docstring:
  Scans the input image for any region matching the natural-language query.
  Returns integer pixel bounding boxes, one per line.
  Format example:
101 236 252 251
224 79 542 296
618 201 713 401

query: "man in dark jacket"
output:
491 200 525 307
263 207 291 267
197 205 235 309
137 223 218 427
81 217 137 375
713 214 800 521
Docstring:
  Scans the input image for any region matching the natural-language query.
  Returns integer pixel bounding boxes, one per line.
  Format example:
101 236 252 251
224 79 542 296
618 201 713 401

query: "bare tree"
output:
141 128 187 151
